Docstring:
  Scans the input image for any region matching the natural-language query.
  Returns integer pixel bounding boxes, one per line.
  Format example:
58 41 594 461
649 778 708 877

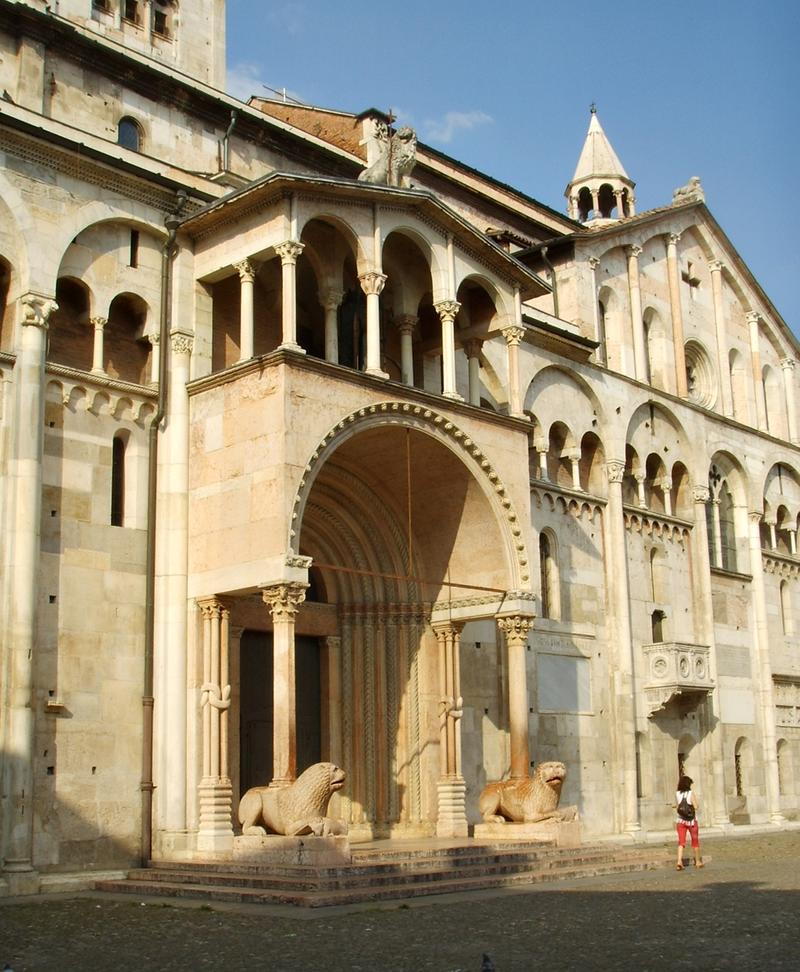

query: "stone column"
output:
535 442 548 481
661 477 673 517
261 582 308 786
590 189 600 215
710 499 723 566
568 448 582 491
434 622 468 836
434 299 462 400
359 271 389 378
690 487 731 827
196 597 234 851
148 330 160 386
635 473 647 509
614 189 625 217
747 512 784 822
666 234 688 398
395 315 417 386
780 358 798 444
90 315 107 374
324 636 343 767
464 338 483 406
502 325 525 418
604 460 640 833
275 240 305 353
708 261 733 415
497 615 535 780
588 257 606 364
235 259 255 362
320 289 343 364
747 312 767 430
626 245 647 382
3 294 56 886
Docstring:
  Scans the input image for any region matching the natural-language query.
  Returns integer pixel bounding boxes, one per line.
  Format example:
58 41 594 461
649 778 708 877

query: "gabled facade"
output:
1 0 798 894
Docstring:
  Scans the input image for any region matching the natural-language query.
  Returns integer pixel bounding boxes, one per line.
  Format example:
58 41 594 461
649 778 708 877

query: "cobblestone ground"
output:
1 831 799 971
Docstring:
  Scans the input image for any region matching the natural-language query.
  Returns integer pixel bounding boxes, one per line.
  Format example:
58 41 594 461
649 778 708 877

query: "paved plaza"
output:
1 831 798 971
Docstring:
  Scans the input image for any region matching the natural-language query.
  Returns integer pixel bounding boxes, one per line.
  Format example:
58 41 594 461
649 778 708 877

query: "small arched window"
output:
117 116 142 152
111 434 127 527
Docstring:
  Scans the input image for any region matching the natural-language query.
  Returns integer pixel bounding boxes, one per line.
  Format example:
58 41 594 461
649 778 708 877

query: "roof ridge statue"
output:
672 175 705 205
358 122 417 188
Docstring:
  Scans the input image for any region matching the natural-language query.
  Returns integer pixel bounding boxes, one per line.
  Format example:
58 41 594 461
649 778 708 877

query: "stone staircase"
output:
95 840 672 908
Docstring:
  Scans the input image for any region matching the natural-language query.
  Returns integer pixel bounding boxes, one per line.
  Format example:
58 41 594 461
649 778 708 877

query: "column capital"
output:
606 459 626 484
261 581 308 621
149 330 160 346
780 356 796 372
464 337 483 360
660 476 673 493
274 240 304 265
625 244 643 259
588 256 601 270
707 259 724 274
90 315 107 330
359 270 387 296
395 313 417 336
20 293 58 328
235 259 256 283
434 299 461 322
432 620 466 637
667 232 682 248
497 614 535 642
692 485 711 504
501 324 526 347
171 331 194 355
745 310 760 327
748 510 764 525
197 595 226 619
320 288 344 311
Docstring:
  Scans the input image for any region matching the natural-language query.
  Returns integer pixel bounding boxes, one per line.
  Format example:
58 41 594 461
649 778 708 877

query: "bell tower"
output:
565 107 636 224
18 0 227 88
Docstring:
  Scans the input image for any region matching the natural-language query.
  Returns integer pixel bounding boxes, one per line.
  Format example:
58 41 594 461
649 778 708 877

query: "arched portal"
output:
292 418 525 837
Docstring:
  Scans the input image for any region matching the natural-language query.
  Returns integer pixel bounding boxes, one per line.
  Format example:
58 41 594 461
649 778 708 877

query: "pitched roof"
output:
571 111 630 183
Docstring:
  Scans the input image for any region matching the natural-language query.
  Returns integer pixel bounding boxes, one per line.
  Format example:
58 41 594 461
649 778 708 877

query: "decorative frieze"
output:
774 679 800 728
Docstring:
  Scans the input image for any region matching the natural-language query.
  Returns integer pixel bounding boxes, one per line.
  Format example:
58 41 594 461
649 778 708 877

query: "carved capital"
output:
606 460 626 484
149 330 161 346
464 338 483 360
90 315 107 330
20 293 58 328
692 485 711 504
434 299 461 323
707 259 724 274
749 510 764 525
501 325 526 347
780 357 796 372
171 331 194 355
235 259 256 283
497 614 535 644
359 270 387 297
745 311 760 327
588 256 601 270
395 313 417 336
667 232 681 248
320 289 344 312
274 240 304 265
261 582 308 621
626 244 643 259
197 596 224 621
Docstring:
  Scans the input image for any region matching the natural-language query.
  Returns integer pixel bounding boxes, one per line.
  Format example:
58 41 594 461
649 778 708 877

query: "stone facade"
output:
1 0 798 892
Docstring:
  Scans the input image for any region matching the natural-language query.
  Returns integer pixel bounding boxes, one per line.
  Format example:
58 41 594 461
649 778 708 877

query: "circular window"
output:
684 341 717 409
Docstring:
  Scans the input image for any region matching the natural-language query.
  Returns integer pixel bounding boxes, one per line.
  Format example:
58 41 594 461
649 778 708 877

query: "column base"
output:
365 367 390 380
197 779 234 852
442 391 464 402
436 777 468 838
2 862 40 895
278 341 306 354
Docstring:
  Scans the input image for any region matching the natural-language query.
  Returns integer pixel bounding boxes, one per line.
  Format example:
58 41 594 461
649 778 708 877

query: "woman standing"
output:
675 774 704 870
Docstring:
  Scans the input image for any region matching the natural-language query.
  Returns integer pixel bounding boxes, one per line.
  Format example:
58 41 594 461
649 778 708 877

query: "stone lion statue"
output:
358 125 417 188
479 761 578 824
672 176 705 204
238 762 348 837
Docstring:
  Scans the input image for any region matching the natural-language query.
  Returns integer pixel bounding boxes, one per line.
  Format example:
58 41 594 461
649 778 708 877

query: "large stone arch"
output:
289 402 532 596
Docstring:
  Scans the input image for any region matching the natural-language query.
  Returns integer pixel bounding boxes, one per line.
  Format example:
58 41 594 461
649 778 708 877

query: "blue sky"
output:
226 1 799 334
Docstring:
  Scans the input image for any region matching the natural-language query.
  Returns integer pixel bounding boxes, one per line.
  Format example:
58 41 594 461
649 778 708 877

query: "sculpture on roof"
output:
672 176 705 205
358 123 417 188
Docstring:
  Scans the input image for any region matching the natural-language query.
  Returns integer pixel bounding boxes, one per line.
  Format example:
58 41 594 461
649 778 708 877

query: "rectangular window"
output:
123 1 141 25
129 229 139 268
153 9 169 36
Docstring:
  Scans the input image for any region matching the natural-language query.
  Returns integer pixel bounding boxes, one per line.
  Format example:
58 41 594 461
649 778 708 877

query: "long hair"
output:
677 775 693 792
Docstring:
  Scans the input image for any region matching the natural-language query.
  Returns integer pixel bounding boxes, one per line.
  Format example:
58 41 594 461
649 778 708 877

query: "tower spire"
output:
565 108 636 224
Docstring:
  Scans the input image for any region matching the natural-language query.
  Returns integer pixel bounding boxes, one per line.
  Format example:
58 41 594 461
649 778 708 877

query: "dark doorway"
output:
239 630 321 794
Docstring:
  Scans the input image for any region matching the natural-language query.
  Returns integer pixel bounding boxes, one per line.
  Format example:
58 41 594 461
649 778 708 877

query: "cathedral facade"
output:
1 0 798 891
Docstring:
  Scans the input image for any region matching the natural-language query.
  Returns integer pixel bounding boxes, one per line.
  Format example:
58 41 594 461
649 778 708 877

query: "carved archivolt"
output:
288 401 531 586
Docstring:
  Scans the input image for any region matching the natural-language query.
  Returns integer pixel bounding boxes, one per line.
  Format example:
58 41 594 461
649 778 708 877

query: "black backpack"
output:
677 793 695 821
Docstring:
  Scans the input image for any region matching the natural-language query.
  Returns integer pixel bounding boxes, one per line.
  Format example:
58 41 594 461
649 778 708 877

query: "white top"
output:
675 789 697 825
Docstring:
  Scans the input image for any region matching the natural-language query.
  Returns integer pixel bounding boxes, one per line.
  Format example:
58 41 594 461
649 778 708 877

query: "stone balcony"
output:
641 642 714 716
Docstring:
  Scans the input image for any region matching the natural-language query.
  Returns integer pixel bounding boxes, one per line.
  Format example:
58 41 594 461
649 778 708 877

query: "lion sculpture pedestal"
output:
473 761 581 848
